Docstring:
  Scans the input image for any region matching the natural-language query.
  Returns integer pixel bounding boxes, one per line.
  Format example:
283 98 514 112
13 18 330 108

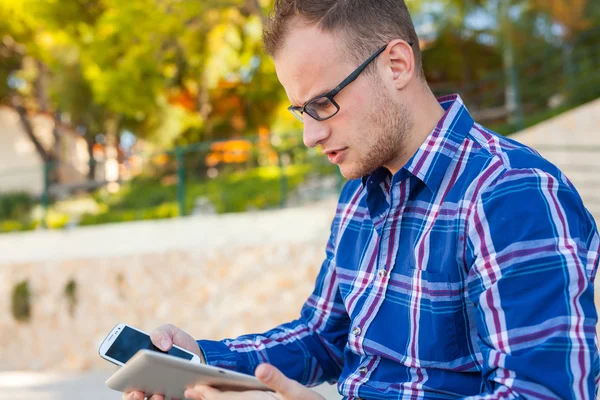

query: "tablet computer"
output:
105 349 270 398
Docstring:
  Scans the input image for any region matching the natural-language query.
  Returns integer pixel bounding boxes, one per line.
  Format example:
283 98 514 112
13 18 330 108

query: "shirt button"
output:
378 269 388 278
352 326 362 336
359 366 368 375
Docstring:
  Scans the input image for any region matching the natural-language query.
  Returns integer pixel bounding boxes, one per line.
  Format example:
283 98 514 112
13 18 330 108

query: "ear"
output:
381 39 415 90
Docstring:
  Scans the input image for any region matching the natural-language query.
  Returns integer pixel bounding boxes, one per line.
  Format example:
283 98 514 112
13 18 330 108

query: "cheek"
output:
330 80 378 150
334 92 371 134
347 87 371 114
337 76 373 116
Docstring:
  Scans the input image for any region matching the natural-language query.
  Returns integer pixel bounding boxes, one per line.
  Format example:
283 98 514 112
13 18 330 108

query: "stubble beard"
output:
342 82 414 180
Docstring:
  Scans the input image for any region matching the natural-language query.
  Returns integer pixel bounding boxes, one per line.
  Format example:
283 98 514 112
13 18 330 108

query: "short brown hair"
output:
263 0 424 78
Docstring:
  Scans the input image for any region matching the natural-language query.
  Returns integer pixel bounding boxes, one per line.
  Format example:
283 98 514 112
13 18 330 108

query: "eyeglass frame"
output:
287 41 414 123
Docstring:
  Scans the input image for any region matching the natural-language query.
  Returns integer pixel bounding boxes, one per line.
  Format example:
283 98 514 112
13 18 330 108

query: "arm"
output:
464 167 599 399
197 215 350 386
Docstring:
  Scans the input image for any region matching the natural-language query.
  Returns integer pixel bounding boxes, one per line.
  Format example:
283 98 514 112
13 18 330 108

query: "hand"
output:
183 364 326 400
122 324 203 400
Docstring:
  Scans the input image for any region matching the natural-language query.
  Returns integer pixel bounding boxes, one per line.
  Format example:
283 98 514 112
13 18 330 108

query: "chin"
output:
338 164 365 181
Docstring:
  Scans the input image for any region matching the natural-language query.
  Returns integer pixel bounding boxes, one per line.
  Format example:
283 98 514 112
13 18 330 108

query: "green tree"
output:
0 0 290 168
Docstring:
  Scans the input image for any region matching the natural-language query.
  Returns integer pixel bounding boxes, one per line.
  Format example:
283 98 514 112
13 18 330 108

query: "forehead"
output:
273 23 352 105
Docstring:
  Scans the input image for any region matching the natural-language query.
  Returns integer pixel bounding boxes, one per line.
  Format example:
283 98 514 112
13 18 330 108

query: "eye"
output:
309 97 333 111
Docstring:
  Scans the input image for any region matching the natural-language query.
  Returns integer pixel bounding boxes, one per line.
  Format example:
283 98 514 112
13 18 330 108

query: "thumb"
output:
255 364 306 399
158 336 171 352
150 330 172 351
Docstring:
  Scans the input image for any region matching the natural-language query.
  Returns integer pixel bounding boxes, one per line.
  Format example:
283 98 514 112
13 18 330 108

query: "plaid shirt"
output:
198 94 600 399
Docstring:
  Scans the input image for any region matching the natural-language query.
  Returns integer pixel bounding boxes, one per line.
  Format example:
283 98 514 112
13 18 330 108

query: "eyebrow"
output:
292 86 335 108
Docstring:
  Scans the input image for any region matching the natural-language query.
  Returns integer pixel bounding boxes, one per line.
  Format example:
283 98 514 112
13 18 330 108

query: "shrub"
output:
0 192 34 220
11 280 31 322
79 202 179 226
0 219 37 233
45 210 70 230
64 279 77 317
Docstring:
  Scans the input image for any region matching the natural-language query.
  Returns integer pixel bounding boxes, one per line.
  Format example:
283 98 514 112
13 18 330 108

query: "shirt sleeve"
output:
464 167 600 399
196 212 350 386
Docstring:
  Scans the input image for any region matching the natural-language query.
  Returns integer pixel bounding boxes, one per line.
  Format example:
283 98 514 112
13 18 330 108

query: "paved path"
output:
0 370 341 400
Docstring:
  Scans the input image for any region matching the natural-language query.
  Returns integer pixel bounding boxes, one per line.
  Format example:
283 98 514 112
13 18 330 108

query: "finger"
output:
190 384 221 398
187 386 271 400
184 386 214 400
148 395 165 400
188 385 245 400
255 364 305 399
122 391 145 400
150 324 201 357
183 389 203 400
151 324 177 351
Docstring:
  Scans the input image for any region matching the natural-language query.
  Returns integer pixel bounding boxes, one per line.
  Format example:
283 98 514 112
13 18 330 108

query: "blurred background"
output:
0 0 599 399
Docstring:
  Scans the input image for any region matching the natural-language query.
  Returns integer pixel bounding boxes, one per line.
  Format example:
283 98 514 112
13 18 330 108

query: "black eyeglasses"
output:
288 41 414 123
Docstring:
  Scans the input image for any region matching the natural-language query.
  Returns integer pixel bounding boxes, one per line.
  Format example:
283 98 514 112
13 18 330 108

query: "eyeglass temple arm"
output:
288 40 414 111
328 41 414 97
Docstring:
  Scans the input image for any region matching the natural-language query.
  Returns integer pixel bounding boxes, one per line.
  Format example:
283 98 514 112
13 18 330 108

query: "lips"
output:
325 147 348 164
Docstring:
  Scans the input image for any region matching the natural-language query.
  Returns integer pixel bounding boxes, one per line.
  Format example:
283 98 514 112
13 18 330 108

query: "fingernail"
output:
160 338 170 351
132 394 141 400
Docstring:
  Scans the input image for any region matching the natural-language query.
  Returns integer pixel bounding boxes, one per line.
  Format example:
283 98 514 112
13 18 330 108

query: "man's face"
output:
274 22 413 180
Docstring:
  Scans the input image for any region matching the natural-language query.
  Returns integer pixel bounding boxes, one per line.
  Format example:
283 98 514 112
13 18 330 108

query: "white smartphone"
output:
98 323 202 366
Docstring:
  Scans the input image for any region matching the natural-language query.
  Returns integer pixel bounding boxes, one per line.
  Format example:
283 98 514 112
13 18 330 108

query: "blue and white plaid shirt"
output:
198 94 600 399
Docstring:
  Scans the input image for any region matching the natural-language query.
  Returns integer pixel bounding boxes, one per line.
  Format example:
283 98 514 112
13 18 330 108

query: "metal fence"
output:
0 133 344 232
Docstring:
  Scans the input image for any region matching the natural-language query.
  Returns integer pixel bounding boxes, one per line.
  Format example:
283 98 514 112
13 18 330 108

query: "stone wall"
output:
0 201 336 371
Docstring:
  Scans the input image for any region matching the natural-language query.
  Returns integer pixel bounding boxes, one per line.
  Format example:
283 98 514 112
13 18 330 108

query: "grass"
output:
79 163 320 226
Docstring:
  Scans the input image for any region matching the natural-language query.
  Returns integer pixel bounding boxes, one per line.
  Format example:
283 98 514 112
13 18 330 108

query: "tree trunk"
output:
35 60 50 112
12 98 52 163
499 0 524 130
52 112 62 160
562 38 575 103
86 135 97 181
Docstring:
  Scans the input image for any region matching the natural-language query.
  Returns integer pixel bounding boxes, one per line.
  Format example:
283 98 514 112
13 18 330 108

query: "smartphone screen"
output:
105 326 194 364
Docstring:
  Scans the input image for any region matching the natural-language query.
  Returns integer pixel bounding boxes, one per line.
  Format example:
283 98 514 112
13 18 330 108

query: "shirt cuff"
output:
196 339 242 371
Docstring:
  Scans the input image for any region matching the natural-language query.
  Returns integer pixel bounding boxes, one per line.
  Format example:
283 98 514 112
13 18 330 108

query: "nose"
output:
302 115 330 148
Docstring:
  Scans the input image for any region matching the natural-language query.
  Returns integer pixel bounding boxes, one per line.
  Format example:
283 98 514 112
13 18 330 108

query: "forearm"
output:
197 316 345 386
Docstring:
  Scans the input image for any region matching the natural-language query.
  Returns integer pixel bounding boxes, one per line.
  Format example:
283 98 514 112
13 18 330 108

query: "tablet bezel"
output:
105 349 270 398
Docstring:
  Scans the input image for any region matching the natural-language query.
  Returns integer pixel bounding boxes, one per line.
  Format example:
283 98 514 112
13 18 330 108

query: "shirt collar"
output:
361 94 474 193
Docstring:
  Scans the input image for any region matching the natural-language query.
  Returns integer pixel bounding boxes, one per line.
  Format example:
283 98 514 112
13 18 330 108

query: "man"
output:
125 0 600 399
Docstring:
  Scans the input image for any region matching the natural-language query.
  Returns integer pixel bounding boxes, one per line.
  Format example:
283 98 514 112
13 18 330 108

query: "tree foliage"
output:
0 0 597 152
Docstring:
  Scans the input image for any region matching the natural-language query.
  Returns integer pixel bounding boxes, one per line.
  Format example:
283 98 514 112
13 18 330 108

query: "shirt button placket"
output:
352 326 362 336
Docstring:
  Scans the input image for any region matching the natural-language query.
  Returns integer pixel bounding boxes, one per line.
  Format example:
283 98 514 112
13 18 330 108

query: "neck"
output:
385 84 446 175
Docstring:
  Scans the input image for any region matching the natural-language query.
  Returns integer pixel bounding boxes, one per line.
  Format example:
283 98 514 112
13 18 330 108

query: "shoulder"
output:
462 123 575 197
